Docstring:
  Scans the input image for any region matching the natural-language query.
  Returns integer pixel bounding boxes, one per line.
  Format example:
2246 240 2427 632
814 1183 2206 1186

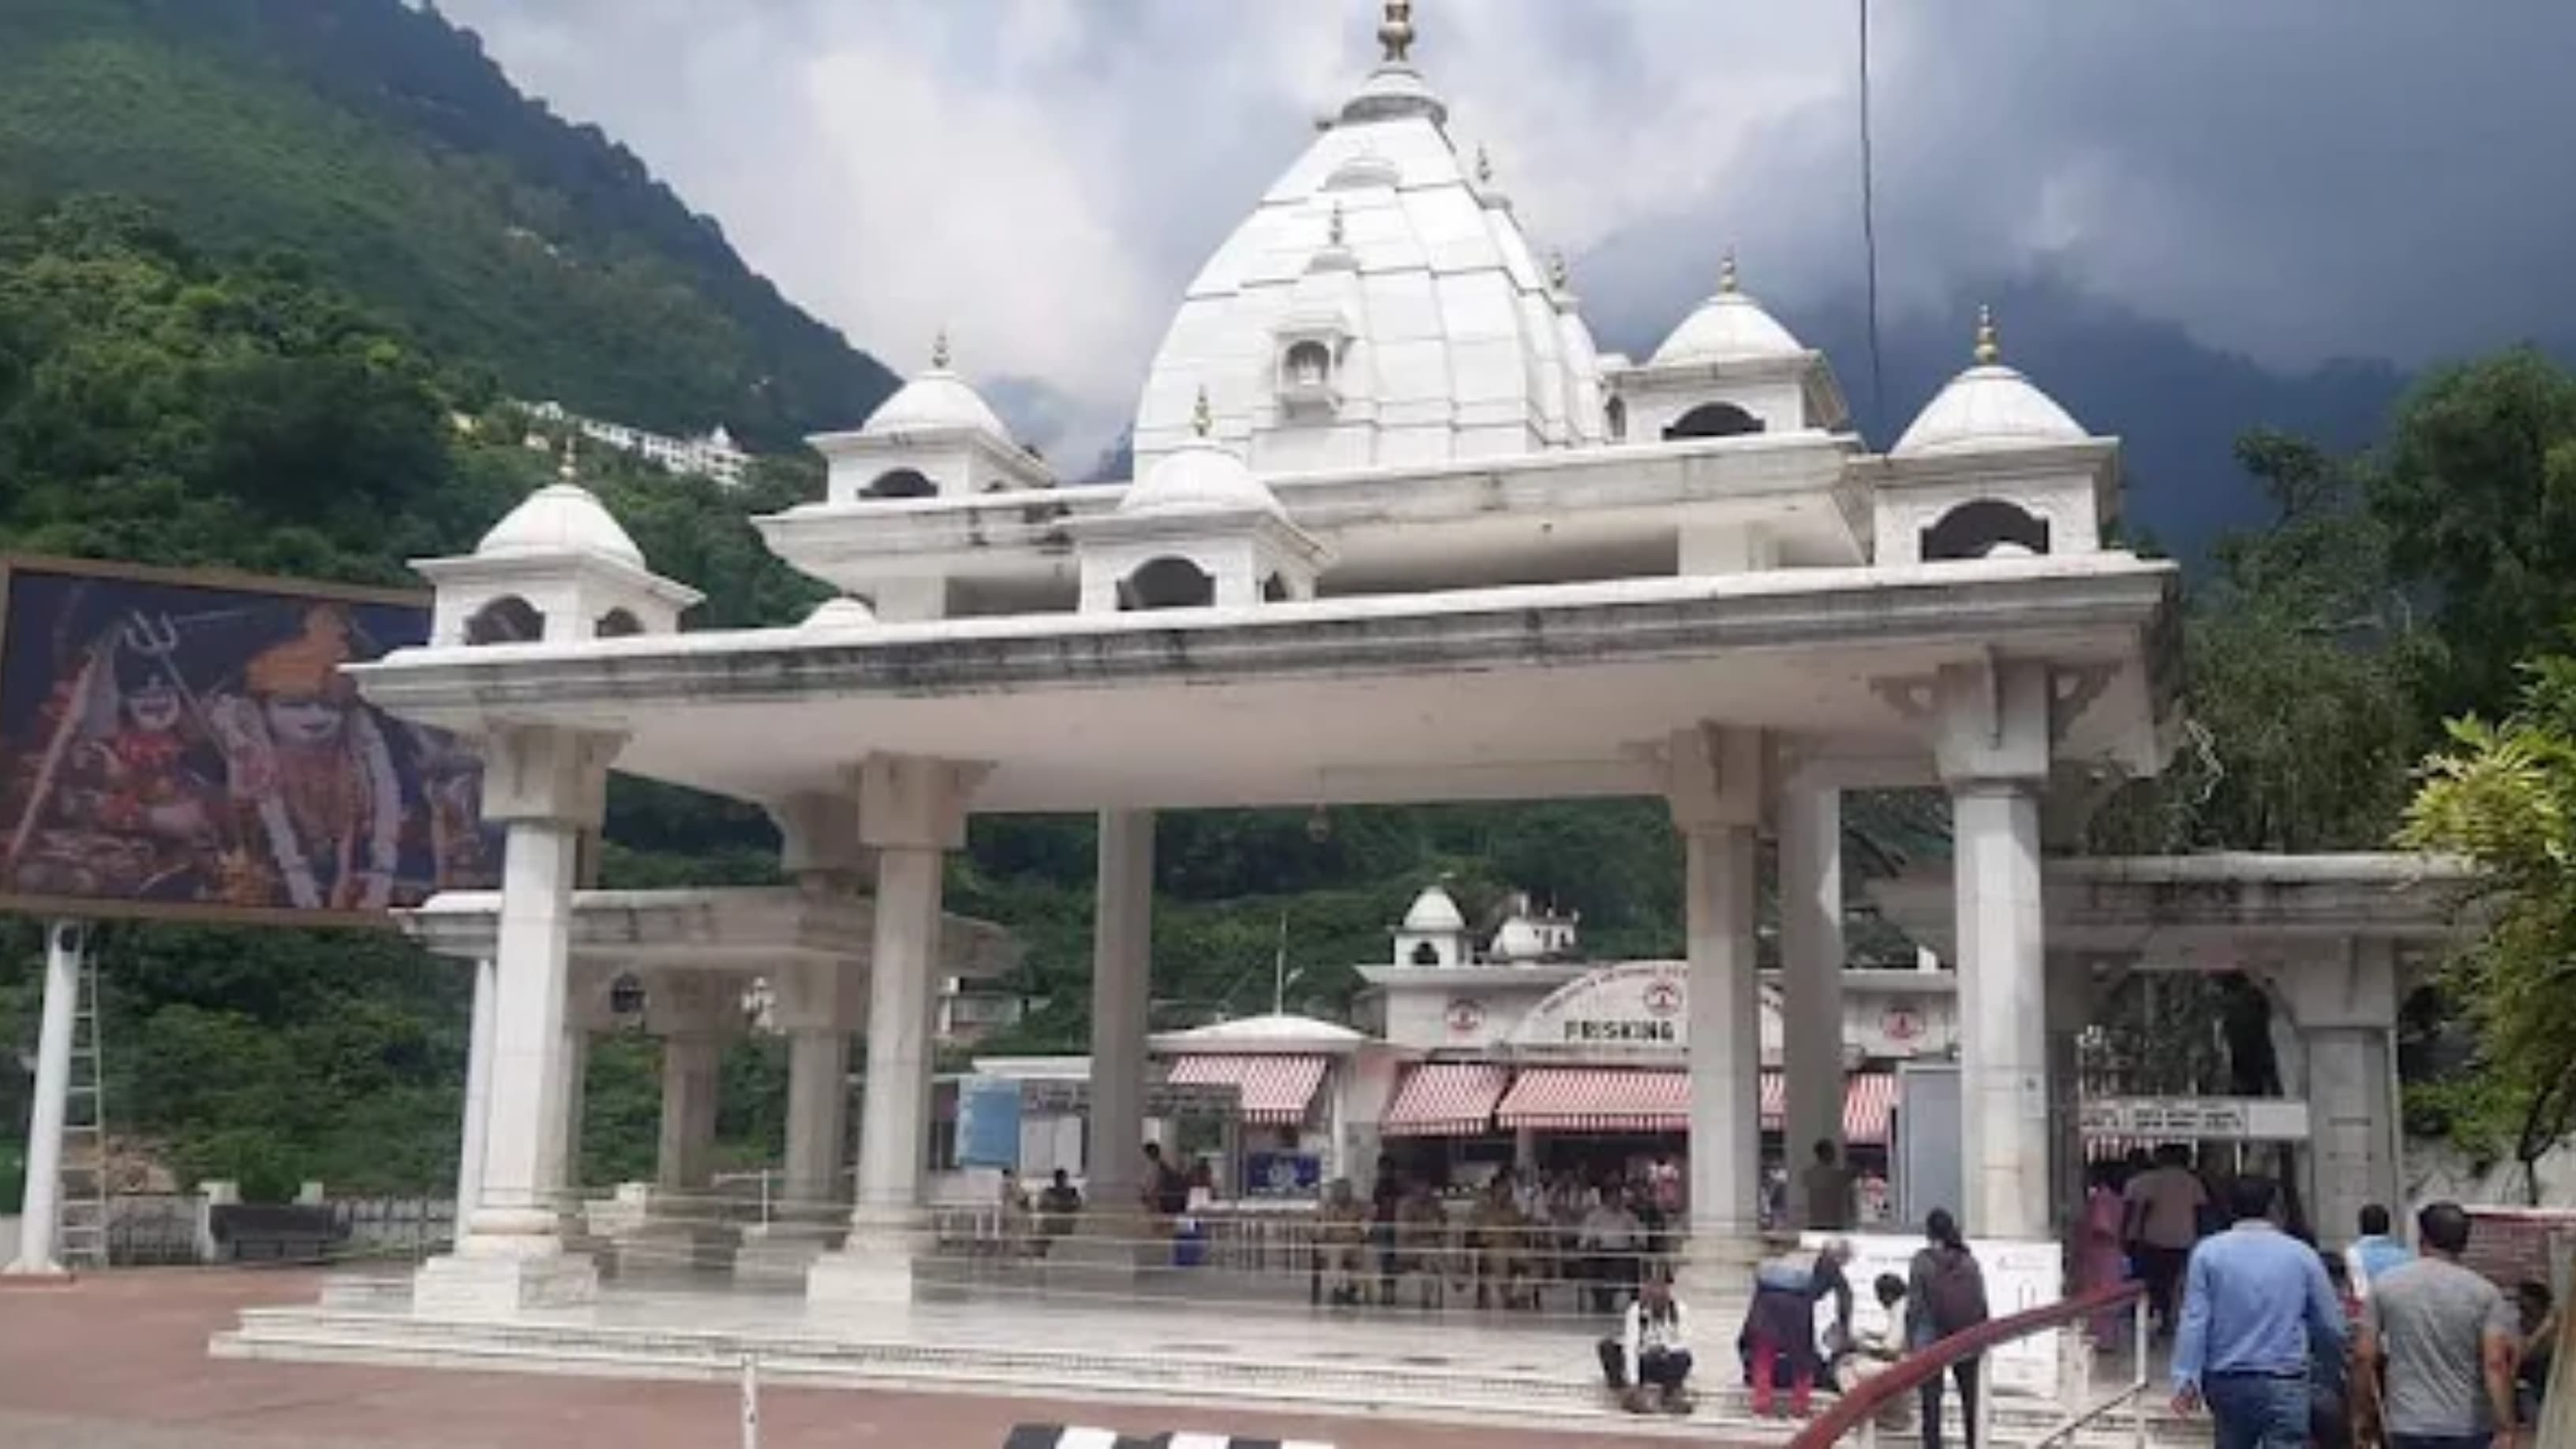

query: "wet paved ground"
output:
0 1271 1692 1448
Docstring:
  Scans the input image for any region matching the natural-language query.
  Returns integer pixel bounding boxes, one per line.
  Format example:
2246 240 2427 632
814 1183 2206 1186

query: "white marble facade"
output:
359 3 2199 1317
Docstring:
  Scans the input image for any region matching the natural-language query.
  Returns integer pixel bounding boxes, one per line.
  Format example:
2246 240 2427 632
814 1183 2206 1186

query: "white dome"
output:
799 596 879 630
1652 282 1805 368
1893 311 2087 457
477 483 643 567
1129 15 1604 473
863 369 1011 440
1400 884 1467 934
1492 915 1546 961
1118 434 1283 519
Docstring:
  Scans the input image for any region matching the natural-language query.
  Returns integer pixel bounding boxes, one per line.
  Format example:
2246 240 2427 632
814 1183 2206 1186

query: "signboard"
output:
1508 960 1689 1053
2078 1097 2311 1142
1241 1150 1322 1200
957 1076 1026 1168
1017 1079 1242 1121
0 556 497 926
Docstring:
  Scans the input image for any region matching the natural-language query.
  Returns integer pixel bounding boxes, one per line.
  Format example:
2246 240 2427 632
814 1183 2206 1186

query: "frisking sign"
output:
1508 960 1689 1054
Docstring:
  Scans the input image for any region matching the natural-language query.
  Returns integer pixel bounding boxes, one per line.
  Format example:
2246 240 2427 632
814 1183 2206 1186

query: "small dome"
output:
1400 884 1467 934
799 596 878 630
477 482 643 567
1118 432 1283 519
1652 258 1804 367
1893 307 2087 457
863 369 1010 440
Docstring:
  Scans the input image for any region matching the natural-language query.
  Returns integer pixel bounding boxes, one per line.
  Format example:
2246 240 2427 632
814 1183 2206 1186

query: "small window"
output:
594 608 644 638
1261 573 1290 603
1921 499 2051 562
1666 401 1765 440
1410 942 1441 966
464 596 544 646
863 468 937 500
1284 340 1332 388
1119 556 1215 611
1606 396 1628 442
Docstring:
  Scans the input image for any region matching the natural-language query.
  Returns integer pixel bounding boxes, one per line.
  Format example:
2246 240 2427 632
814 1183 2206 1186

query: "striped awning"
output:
1382 1062 1512 1137
1496 1068 1688 1133
1842 1073 1897 1145
1165 1054 1328 1126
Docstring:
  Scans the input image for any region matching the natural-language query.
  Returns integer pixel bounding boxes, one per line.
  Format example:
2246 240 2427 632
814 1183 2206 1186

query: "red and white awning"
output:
1496 1068 1688 1133
1382 1062 1512 1137
1165 1054 1328 1125
1491 1068 1900 1143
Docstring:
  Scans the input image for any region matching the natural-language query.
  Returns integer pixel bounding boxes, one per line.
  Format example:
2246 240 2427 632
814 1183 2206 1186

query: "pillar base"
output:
2 1257 69 1280
734 1221 846 1286
413 1242 598 1317
1674 1230 1765 1316
804 1212 930 1312
611 1215 739 1278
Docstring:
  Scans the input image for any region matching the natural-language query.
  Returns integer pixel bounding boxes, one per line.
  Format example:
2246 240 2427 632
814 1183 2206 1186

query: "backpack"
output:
1919 1245 1989 1336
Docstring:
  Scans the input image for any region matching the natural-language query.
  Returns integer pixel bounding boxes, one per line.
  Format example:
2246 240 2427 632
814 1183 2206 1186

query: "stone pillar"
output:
809 755 976 1309
1088 810 1155 1234
2265 942 2403 1252
742 796 867 1282
656 1035 721 1194
1779 782 1845 1226
2044 955 2103 1236
454 956 498 1238
416 725 617 1315
782 1027 852 1211
1668 724 1765 1292
1933 660 2054 1242
6 920 84 1277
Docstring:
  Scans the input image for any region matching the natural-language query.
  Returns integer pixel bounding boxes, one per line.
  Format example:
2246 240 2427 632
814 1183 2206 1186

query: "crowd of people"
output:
1312 1155 1690 1312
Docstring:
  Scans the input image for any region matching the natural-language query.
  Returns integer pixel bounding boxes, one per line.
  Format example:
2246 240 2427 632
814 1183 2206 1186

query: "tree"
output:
2396 655 2576 1202
2369 349 2576 723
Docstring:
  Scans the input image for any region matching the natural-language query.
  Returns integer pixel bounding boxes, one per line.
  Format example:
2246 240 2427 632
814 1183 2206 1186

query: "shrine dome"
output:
1129 3 1608 475
1893 308 2087 458
862 334 1011 441
1650 256 1806 367
1119 396 1286 518
477 481 644 568
1401 883 1468 934
799 596 879 630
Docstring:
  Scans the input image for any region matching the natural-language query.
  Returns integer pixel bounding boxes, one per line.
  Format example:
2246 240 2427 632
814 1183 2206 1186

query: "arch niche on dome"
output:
1119 556 1217 612
594 607 645 638
1921 499 2051 562
1664 402 1765 440
862 468 938 500
464 595 545 646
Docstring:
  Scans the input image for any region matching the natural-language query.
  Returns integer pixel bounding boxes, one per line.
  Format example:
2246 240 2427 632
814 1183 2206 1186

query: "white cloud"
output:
438 0 2576 459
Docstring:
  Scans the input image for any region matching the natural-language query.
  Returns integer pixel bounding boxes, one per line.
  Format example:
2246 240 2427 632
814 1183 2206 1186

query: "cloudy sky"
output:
436 0 2576 461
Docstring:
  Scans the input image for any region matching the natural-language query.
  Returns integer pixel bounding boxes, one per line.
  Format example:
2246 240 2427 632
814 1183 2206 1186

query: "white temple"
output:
221 6 2458 1383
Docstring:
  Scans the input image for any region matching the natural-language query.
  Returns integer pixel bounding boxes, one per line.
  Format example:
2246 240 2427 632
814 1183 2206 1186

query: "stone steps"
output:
212 1303 2210 1448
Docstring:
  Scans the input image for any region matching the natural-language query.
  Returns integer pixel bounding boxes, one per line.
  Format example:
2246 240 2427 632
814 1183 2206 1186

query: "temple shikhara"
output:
197 1 2470 1421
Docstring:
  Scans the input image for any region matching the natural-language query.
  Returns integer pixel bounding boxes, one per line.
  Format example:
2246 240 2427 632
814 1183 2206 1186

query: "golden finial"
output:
1548 249 1570 291
1973 305 2000 365
1378 1 1415 64
931 328 952 370
1718 249 1739 296
1192 386 1214 439
1475 144 1493 187
1328 200 1346 248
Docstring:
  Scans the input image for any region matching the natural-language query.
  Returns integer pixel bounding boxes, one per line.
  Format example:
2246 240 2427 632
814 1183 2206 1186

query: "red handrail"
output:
1788 1281 2147 1449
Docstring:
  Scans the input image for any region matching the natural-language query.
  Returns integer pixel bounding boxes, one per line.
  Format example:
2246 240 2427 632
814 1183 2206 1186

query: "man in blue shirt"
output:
2172 1175 2349 1449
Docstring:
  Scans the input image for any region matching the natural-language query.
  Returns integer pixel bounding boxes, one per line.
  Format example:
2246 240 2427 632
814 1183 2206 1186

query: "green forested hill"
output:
0 0 896 447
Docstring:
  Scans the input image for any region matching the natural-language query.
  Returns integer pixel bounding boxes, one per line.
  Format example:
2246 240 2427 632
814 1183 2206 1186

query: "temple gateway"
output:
250 2 2455 1385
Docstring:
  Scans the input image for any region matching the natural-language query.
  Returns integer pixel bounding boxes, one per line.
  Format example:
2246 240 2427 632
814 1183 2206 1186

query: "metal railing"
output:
1791 1282 2151 1449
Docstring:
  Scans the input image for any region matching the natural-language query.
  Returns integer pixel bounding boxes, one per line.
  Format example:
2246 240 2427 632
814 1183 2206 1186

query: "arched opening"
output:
1605 396 1628 442
1920 499 2052 562
1283 340 1332 388
862 468 937 500
464 596 545 646
594 608 644 638
1410 941 1441 967
1664 401 1765 440
1261 573 1290 603
1118 556 1215 612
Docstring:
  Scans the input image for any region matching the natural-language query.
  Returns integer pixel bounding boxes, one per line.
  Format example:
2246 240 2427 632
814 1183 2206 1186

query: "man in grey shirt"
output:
2360 1201 2522 1449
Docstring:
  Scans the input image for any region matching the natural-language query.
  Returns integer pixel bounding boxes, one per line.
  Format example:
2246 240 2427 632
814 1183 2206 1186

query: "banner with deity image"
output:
0 556 498 927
